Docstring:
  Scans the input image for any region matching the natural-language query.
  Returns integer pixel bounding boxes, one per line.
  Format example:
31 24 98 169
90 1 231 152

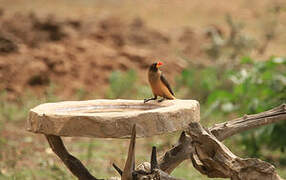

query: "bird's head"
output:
149 61 163 72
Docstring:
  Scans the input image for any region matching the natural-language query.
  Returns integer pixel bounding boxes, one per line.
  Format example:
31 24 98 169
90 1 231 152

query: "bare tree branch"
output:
151 146 159 172
112 124 182 180
188 122 283 180
158 132 192 174
112 163 123 176
210 103 286 141
122 124 136 180
45 135 99 180
158 104 286 174
134 146 183 180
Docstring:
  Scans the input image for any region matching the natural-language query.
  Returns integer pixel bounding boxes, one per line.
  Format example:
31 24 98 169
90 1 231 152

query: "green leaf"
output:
241 56 254 64
207 90 233 104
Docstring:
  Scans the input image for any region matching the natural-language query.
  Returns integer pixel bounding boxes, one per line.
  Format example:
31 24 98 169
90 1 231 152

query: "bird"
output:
144 61 175 103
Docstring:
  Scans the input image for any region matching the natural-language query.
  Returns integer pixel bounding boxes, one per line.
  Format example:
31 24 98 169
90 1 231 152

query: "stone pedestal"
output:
27 99 200 138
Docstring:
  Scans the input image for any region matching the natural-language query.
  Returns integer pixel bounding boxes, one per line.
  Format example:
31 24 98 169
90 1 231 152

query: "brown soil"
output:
0 0 285 100
0 10 206 100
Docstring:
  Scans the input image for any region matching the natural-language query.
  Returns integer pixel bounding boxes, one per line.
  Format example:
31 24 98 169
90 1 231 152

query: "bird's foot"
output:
158 98 165 103
144 97 157 103
144 99 149 103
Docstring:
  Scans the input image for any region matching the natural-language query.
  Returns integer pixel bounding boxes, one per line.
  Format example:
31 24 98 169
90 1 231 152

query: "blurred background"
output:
0 0 285 179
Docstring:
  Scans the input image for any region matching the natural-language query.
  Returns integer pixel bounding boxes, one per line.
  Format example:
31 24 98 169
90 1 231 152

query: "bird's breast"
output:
148 73 174 99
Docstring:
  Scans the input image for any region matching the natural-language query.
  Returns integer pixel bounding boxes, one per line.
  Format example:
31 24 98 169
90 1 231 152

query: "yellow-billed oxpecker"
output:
144 61 175 103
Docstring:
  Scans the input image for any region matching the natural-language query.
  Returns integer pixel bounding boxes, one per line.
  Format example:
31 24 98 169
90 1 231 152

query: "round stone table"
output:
26 99 200 179
27 99 200 138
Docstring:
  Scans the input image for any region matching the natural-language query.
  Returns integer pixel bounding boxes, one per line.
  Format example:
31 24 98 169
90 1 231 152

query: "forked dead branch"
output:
43 104 285 180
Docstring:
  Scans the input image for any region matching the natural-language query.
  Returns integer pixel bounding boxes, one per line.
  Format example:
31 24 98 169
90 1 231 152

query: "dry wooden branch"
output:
188 122 282 180
112 124 182 180
158 132 192 174
45 135 99 180
133 146 183 180
210 104 286 141
158 104 286 174
134 169 184 180
122 124 136 180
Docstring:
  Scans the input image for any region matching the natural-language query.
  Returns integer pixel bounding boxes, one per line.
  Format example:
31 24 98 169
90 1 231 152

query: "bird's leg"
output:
158 98 165 103
144 96 157 103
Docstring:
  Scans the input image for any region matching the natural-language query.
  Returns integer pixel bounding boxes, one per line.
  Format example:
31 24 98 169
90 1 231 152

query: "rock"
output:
26 99 200 138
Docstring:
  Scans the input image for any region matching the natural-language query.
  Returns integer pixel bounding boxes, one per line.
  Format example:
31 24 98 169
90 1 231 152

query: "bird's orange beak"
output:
156 61 163 68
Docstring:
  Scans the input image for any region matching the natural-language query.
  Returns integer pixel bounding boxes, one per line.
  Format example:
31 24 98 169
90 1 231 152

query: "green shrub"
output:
178 56 286 159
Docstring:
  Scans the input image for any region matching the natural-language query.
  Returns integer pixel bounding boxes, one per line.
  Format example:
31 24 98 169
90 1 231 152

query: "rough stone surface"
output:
26 99 200 138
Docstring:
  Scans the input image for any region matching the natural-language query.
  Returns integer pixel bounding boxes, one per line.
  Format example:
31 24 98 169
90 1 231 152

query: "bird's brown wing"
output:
160 74 175 96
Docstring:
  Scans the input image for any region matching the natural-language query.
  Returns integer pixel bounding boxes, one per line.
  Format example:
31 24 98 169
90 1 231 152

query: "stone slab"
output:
26 99 200 138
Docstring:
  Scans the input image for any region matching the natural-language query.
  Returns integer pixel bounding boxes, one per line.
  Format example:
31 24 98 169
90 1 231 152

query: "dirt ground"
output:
1 0 285 100
0 12 183 99
0 2 198 99
0 0 285 179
